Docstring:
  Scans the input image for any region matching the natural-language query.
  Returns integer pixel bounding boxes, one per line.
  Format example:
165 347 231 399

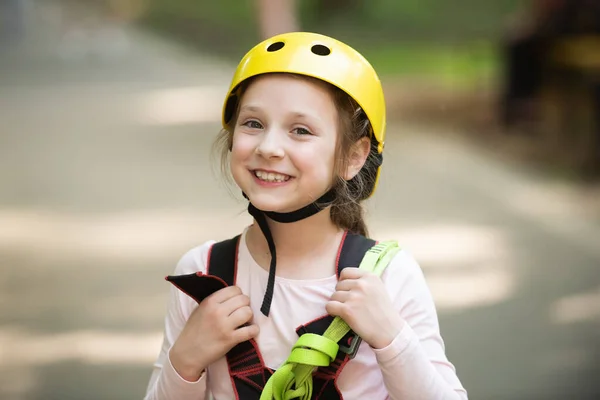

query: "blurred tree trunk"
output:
256 0 299 39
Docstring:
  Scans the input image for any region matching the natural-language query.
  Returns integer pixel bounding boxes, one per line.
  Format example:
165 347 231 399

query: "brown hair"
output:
212 73 380 237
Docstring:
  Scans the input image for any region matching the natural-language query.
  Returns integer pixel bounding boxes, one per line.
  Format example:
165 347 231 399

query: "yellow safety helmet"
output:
222 32 386 197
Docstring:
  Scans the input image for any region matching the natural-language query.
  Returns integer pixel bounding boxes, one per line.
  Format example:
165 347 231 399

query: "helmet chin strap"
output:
245 189 336 316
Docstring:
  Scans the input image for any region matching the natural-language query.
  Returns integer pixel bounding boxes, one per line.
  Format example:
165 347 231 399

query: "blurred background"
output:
1 0 599 399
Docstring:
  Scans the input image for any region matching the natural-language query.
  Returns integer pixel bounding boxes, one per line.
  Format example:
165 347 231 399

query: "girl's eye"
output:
293 127 312 136
243 120 263 129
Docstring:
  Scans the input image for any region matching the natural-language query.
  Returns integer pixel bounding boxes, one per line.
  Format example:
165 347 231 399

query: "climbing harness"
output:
167 232 399 399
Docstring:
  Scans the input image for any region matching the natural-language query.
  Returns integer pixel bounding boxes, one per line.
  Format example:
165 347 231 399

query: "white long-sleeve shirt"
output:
145 229 468 399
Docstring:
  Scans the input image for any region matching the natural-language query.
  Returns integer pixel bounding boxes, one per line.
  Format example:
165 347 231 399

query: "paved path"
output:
1 3 599 399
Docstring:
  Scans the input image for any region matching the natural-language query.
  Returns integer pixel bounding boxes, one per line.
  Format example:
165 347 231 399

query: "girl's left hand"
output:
326 268 405 349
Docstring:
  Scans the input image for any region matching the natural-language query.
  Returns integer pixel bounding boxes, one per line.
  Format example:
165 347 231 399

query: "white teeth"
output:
255 170 290 182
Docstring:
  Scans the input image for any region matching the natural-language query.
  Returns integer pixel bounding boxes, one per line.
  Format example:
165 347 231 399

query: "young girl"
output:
144 32 468 400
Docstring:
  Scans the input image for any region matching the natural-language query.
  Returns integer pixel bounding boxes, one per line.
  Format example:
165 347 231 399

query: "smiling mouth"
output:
253 170 292 183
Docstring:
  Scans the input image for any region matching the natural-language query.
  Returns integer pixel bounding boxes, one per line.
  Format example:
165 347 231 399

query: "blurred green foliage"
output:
140 0 519 84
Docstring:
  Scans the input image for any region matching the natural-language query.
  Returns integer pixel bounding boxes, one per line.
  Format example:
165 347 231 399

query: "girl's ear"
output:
343 137 371 180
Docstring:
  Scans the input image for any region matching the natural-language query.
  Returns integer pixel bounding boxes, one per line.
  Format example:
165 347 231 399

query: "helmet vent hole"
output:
311 44 331 56
267 42 285 52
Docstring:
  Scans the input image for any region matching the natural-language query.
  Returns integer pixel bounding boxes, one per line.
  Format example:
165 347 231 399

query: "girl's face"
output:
230 74 339 213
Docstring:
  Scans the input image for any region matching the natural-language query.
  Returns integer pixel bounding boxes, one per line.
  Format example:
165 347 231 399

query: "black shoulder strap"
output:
210 232 373 284
165 235 241 304
336 232 376 277
207 235 241 287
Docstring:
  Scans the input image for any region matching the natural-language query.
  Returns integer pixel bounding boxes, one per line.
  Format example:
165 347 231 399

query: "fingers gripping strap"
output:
260 241 400 400
323 241 400 348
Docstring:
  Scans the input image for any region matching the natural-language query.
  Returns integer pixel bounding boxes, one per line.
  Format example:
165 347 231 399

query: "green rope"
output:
260 241 400 400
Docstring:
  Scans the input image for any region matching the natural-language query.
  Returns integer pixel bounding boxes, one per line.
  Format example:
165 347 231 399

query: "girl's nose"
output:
255 128 285 159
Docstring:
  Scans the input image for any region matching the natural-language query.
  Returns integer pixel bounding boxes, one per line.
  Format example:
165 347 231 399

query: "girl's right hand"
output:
169 285 259 381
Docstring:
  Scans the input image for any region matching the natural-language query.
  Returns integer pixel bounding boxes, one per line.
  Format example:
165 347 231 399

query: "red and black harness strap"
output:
166 232 376 399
